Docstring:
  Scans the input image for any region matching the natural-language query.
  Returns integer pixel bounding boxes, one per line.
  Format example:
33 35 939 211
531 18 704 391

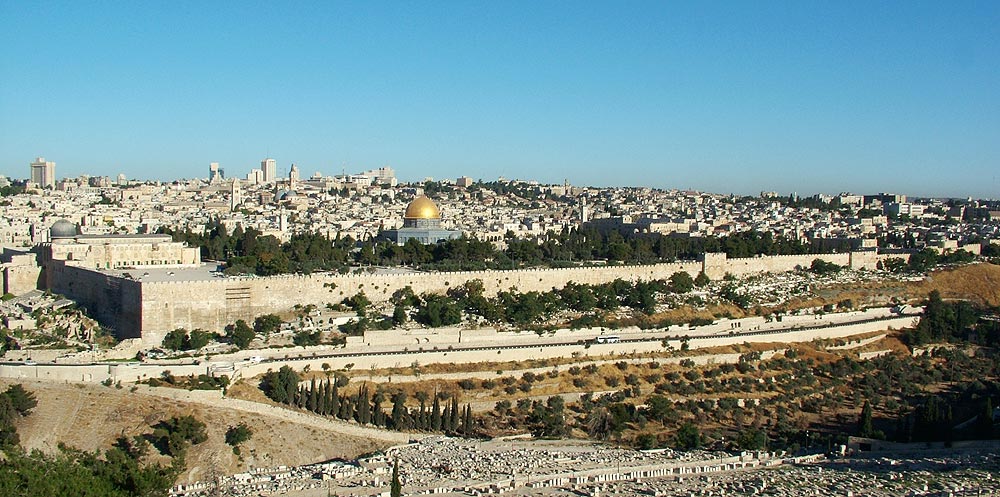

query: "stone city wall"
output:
137 260 699 345
48 262 143 338
71 251 897 345
3 264 42 296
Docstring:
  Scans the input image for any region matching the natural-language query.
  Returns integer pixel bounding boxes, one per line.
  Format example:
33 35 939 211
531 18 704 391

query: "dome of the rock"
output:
404 195 441 220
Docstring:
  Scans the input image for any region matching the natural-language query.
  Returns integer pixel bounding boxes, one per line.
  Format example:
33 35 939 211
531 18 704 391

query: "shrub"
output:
225 423 253 447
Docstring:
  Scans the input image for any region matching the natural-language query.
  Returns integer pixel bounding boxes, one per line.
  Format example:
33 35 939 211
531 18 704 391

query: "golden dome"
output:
404 195 441 219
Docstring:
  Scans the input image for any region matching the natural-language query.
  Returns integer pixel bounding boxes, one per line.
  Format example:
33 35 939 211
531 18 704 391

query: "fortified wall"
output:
133 250 894 346
47 261 143 338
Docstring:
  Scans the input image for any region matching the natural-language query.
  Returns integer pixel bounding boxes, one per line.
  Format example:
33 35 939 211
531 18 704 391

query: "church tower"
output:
230 179 242 211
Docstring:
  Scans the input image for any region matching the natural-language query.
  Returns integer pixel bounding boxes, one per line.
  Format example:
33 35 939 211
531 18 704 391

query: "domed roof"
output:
50 219 79 238
404 195 441 220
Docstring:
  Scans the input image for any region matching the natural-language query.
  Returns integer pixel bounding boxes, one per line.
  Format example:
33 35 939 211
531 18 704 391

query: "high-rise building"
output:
209 162 224 183
247 169 263 185
261 158 277 183
355 166 397 186
30 157 56 188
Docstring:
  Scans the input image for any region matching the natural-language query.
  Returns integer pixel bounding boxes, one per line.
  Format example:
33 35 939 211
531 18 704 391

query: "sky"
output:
1 1 998 198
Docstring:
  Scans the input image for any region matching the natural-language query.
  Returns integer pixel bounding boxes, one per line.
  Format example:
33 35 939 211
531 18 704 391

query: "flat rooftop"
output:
103 263 224 282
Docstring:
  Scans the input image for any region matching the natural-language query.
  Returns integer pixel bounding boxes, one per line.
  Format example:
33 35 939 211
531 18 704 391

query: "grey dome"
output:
50 219 79 238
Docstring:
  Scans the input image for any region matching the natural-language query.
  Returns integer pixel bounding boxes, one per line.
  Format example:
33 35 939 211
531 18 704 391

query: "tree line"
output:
340 271 711 335
260 366 477 436
164 218 845 276
902 290 997 346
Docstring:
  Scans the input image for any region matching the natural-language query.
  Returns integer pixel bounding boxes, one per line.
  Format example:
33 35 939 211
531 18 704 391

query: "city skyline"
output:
1 2 998 197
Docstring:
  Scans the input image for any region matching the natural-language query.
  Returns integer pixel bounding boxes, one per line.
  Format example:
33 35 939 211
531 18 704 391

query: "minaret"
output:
230 179 242 211
580 197 589 223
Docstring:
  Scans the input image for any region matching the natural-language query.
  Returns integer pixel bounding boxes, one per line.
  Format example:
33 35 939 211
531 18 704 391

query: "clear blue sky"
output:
1 1 998 198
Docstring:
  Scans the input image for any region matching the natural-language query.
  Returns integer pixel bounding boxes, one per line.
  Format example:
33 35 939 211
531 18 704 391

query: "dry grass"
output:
4 379 389 484
759 263 1000 315
917 262 1000 306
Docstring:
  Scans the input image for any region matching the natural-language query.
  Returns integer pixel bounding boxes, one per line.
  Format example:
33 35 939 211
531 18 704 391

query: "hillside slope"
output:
3 379 396 483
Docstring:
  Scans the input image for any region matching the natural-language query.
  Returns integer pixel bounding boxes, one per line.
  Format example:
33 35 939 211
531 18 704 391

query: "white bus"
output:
595 335 620 344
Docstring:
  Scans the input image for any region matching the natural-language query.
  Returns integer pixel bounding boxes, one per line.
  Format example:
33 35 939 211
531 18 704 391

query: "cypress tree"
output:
373 392 385 427
463 404 473 436
449 397 460 432
329 382 340 416
285 379 296 406
390 458 401 497
979 397 995 438
308 379 318 413
339 396 352 420
317 381 327 415
858 400 874 438
357 384 371 424
391 392 408 430
431 396 442 431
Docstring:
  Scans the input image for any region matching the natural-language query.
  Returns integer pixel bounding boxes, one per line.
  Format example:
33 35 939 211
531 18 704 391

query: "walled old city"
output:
2 163 1000 497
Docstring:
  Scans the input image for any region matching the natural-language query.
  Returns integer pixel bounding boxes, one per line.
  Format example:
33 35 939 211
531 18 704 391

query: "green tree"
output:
253 314 282 335
392 305 408 326
736 428 768 450
3 384 37 416
669 271 694 293
644 395 675 425
0 395 19 448
186 329 211 350
260 366 301 404
858 400 875 438
0 444 179 497
693 271 711 287
809 259 842 275
225 423 253 447
151 415 208 457
161 329 187 351
227 320 256 349
414 294 462 328
674 422 701 450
